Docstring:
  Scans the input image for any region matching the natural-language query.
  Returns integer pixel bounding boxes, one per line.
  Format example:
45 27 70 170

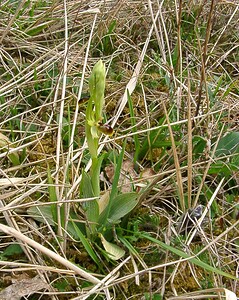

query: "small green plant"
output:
83 59 109 234
85 60 108 195
28 61 139 261
79 60 139 258
0 244 23 260
94 20 117 56
0 132 20 166
144 293 162 300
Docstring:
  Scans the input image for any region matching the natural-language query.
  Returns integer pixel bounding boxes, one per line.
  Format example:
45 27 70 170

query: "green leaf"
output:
110 142 126 201
99 143 126 225
192 136 207 156
27 205 54 226
80 171 99 234
120 236 146 266
91 153 105 198
108 192 138 223
85 95 98 159
8 152 20 166
138 125 174 161
144 293 162 300
215 132 239 157
25 20 55 36
3 244 23 257
80 170 94 199
208 161 238 175
53 278 68 292
100 234 125 260
47 167 57 224
71 221 100 265
0 132 20 166
232 152 239 165
101 20 117 55
27 205 86 239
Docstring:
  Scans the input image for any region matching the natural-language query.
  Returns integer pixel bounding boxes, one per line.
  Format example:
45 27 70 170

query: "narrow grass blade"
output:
187 73 193 208
140 233 237 280
162 102 185 211
119 236 146 267
47 167 58 225
110 141 126 200
168 288 237 300
71 221 100 266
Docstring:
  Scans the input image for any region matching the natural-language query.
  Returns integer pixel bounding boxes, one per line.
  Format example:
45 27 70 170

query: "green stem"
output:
91 157 100 197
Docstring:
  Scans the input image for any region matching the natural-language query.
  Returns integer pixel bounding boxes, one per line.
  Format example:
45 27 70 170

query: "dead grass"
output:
0 0 239 299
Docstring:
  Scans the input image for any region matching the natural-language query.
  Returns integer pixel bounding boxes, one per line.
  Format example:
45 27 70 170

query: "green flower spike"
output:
82 60 107 233
85 59 114 202
86 60 106 160
88 59 106 123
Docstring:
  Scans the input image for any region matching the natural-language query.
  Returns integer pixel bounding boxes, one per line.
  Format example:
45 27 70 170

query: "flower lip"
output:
79 95 90 105
97 122 114 136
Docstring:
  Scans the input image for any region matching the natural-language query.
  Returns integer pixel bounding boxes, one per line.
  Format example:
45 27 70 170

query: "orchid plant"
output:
83 60 113 234
80 60 138 259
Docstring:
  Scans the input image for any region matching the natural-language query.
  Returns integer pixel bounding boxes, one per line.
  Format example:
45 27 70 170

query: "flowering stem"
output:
83 60 106 233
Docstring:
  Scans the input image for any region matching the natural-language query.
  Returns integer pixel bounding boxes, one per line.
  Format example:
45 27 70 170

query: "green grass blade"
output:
47 167 57 225
120 236 149 268
140 233 237 280
100 141 126 225
71 221 100 266
110 140 126 201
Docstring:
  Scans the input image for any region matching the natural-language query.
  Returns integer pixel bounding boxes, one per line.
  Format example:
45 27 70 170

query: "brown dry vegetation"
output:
0 0 239 299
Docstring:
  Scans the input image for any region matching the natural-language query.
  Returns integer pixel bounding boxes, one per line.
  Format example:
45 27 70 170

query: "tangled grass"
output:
0 1 238 299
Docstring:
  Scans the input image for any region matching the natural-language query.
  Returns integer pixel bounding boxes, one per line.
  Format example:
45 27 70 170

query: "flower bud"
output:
89 60 106 122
